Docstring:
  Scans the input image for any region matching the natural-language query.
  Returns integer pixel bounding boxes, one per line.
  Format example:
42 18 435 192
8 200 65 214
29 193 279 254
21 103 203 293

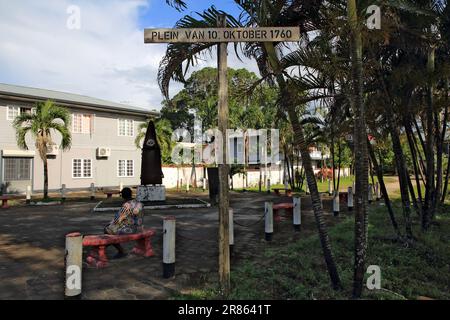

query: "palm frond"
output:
15 125 32 150
12 112 34 129
46 104 71 126
158 7 242 99
47 122 72 150
165 0 187 12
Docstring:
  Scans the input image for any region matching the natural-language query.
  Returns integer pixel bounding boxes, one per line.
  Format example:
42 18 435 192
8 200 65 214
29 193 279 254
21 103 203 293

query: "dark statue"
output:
140 121 164 185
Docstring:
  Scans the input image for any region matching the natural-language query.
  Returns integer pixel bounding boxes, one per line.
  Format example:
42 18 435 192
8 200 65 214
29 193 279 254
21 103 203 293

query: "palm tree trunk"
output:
290 149 295 190
368 140 401 238
289 107 342 290
376 73 414 240
348 0 369 299
442 143 450 202
435 102 447 207
379 96 414 239
43 157 49 199
423 47 436 231
412 118 428 177
264 42 342 290
331 137 336 192
404 120 424 211
440 79 449 202
410 125 427 186
336 141 342 194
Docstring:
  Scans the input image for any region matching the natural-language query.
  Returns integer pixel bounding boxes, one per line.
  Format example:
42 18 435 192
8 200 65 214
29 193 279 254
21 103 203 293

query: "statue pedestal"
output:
136 185 166 202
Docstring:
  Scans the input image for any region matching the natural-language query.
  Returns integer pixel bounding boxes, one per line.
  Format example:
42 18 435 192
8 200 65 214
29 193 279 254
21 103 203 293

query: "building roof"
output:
0 83 159 117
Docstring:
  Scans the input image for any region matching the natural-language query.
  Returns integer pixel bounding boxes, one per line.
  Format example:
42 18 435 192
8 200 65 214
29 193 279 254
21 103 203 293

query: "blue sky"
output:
0 0 257 111
138 0 242 29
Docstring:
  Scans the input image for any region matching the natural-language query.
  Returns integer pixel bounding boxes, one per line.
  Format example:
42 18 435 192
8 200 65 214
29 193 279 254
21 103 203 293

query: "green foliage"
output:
173 201 450 300
135 118 174 164
13 100 72 156
13 100 72 199
163 67 278 131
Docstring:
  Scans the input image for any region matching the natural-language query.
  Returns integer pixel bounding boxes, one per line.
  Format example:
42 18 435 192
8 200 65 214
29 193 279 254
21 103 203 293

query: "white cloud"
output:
0 0 259 111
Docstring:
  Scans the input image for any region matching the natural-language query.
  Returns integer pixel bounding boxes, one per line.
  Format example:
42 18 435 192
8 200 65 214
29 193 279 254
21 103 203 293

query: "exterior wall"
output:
0 100 147 193
0 97 351 194
161 164 351 189
162 166 206 188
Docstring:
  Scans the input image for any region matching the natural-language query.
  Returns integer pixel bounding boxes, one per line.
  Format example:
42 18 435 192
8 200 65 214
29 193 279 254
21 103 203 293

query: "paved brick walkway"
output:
0 191 345 300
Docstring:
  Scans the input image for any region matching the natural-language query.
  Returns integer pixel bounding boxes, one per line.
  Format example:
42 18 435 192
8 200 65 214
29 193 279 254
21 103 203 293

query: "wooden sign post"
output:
216 14 230 296
145 16 300 296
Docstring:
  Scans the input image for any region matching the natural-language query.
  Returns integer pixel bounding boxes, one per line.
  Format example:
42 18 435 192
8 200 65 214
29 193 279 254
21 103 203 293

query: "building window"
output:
3 158 31 181
6 106 35 121
7 106 20 121
72 159 92 178
118 160 134 177
237 138 244 160
83 159 92 178
118 119 134 137
72 114 93 134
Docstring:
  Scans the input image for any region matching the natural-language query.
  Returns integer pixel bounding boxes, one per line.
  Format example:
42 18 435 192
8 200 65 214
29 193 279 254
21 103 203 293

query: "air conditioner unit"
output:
46 144 59 156
97 147 111 158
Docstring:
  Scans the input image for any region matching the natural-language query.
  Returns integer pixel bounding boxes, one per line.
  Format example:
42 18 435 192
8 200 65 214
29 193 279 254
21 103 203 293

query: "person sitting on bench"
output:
104 187 144 259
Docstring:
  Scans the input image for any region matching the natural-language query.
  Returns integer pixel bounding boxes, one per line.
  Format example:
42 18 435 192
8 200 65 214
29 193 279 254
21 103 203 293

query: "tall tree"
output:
157 1 342 290
347 0 369 299
13 100 72 199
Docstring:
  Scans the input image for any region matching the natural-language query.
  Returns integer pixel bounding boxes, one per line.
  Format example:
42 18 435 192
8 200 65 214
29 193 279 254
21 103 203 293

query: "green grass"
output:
174 200 450 300
234 176 398 194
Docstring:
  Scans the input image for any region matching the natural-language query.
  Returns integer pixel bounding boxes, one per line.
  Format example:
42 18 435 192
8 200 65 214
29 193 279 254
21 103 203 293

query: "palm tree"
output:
157 0 342 290
135 118 174 163
13 100 72 199
347 0 369 299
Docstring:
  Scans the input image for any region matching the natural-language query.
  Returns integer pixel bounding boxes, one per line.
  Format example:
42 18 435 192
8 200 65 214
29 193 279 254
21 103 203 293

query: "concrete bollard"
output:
229 208 234 253
368 184 373 204
90 183 95 201
264 202 273 241
293 197 301 231
26 185 32 205
61 184 66 202
333 193 340 217
203 178 207 191
163 216 176 279
119 182 124 192
328 179 332 196
375 182 380 201
186 180 189 192
348 187 354 211
65 232 83 299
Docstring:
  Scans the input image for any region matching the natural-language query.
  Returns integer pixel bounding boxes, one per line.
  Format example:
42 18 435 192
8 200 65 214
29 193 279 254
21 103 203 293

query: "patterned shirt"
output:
107 199 144 235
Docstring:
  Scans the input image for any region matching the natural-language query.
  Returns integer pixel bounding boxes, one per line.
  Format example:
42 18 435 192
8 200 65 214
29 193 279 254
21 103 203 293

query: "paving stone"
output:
0 192 344 299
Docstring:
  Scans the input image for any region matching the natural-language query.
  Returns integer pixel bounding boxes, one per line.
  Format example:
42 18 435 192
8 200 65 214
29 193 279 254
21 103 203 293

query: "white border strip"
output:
92 198 211 212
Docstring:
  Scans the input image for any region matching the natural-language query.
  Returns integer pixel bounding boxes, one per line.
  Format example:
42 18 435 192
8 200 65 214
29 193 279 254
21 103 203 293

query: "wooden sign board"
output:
144 27 300 43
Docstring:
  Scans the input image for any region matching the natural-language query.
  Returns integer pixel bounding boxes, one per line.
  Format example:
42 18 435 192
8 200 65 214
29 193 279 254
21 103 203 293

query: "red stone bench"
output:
0 195 25 209
339 192 348 203
273 202 294 222
82 229 156 268
273 188 293 197
103 190 120 199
